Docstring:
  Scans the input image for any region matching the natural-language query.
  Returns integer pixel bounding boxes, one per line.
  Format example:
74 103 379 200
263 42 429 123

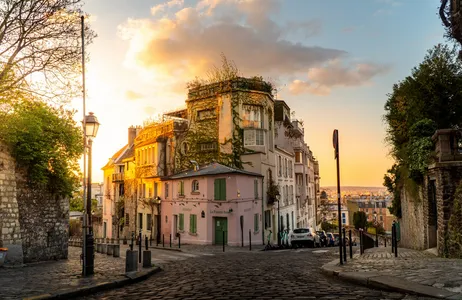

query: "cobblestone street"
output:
0 247 126 300
338 247 462 295
81 247 436 300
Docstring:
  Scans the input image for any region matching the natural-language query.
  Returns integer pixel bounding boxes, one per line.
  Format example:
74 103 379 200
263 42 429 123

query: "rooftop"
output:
168 162 263 179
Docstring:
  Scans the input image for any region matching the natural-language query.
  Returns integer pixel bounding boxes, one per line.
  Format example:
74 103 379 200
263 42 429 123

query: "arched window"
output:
192 180 199 192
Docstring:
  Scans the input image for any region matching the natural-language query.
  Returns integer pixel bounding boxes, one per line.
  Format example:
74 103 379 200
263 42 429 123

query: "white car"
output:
289 227 321 248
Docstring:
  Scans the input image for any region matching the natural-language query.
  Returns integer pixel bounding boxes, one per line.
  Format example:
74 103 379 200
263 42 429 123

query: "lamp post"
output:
373 211 378 247
276 194 281 247
82 112 100 276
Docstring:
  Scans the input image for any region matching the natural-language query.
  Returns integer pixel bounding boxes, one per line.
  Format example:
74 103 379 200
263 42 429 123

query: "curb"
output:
148 246 182 252
321 260 459 299
24 266 162 300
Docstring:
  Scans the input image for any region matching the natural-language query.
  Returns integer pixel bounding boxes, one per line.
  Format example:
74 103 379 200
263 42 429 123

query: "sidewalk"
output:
0 246 160 300
322 247 462 299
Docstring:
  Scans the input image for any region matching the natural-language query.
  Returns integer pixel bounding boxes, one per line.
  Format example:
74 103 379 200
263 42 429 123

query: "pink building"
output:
161 163 264 246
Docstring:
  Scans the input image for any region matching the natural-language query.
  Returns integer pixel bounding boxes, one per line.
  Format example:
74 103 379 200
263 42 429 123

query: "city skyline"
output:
74 0 445 186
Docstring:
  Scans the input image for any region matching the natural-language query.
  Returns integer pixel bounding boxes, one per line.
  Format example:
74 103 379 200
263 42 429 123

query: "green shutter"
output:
214 179 220 200
190 214 197 234
179 213 184 231
254 214 259 232
220 179 226 200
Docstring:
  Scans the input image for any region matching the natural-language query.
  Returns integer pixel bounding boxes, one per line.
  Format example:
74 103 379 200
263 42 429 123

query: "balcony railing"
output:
112 173 124 182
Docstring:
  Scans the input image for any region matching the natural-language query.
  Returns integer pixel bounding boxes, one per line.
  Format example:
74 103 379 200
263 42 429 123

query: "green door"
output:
214 217 228 245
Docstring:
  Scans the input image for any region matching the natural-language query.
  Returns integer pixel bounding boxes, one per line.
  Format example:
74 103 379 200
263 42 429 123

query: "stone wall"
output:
0 143 69 264
428 162 462 256
0 144 23 264
16 176 69 263
398 184 426 250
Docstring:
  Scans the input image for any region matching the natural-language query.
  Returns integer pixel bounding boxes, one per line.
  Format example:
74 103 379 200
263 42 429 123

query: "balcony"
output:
294 163 305 174
112 173 124 182
291 119 304 135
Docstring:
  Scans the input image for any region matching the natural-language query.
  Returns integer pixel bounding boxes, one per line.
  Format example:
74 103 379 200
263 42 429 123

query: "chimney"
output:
128 126 137 145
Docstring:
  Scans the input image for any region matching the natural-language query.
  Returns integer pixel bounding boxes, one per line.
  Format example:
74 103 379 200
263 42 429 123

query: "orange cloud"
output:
118 0 388 95
289 60 390 95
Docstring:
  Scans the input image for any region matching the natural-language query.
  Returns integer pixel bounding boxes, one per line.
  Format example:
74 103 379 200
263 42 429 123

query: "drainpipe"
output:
261 176 264 245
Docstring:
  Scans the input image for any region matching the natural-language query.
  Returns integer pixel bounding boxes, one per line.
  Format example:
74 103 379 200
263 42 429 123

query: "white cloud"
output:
118 0 389 96
151 0 184 16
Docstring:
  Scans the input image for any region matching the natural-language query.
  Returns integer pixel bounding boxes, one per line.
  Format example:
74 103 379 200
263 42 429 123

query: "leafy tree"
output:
321 221 337 232
320 190 328 199
0 99 83 196
383 44 462 216
69 191 98 212
0 0 96 102
353 211 368 229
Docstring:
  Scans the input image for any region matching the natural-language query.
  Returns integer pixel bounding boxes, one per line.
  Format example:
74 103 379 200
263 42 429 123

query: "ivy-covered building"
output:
101 77 321 245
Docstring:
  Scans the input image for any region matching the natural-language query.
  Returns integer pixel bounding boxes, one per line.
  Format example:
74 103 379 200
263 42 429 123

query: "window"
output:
288 160 293 178
286 213 289 230
147 214 152 231
197 109 215 120
148 187 152 198
200 142 217 152
244 129 264 146
165 183 169 198
278 156 282 177
125 213 130 226
214 178 226 200
342 212 346 225
179 213 184 231
190 214 197 234
154 182 158 197
138 213 143 230
291 211 294 230
254 179 259 199
242 105 262 128
181 142 189 155
192 180 199 192
265 210 271 228
143 183 146 198
254 213 259 232
295 152 302 163
284 158 288 178
178 181 185 196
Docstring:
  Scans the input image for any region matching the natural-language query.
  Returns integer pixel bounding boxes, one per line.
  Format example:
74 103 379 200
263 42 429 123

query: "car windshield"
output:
293 228 310 234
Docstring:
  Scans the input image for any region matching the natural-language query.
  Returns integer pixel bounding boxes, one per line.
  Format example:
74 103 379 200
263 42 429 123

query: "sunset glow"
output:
77 0 445 187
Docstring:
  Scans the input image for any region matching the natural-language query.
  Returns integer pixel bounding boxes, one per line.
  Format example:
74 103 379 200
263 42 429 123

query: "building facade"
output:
162 163 263 245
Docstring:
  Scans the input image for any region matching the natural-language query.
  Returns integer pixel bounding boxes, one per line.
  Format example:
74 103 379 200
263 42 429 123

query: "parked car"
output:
289 227 320 248
326 232 336 247
316 230 328 247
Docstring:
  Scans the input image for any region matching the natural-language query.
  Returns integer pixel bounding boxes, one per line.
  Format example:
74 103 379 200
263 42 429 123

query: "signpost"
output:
333 129 343 265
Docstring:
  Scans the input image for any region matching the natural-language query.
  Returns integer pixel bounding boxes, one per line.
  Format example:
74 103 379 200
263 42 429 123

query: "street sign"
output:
333 129 338 159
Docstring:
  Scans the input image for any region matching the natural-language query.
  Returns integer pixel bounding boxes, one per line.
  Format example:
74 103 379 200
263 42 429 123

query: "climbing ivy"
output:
175 54 274 172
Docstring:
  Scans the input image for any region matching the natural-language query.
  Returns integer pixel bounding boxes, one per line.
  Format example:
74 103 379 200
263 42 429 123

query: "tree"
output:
321 221 337 232
383 44 462 216
318 198 330 221
0 99 83 196
353 211 368 230
0 0 96 102
69 190 98 212
320 190 327 199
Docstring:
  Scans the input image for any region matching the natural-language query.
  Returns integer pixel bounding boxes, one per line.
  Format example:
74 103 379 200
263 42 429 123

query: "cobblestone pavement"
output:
81 247 436 300
0 246 126 300
340 247 462 295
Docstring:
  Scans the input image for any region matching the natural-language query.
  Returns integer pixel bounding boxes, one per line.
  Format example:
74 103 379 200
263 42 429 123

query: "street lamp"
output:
82 112 100 276
276 194 281 247
373 211 378 247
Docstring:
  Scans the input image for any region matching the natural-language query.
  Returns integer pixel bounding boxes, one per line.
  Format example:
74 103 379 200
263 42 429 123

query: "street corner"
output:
321 259 342 277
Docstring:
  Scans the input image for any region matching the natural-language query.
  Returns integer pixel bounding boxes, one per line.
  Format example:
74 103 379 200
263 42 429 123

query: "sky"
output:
75 0 446 187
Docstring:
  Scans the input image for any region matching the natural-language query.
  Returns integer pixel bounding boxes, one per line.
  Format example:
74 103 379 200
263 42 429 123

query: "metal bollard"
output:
359 229 363 255
179 234 181 249
393 225 398 257
391 224 395 253
130 235 134 251
170 234 172 248
249 230 252 251
162 234 165 247
222 230 225 252
349 230 353 259
342 227 347 262
145 236 148 251
384 236 387 248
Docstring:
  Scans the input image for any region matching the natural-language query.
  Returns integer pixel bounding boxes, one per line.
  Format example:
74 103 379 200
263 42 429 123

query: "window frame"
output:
214 178 227 201
189 214 197 234
179 213 184 231
192 180 199 193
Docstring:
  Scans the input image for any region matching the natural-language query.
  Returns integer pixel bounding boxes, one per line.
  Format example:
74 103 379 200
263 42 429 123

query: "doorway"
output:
428 180 438 248
214 217 228 245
